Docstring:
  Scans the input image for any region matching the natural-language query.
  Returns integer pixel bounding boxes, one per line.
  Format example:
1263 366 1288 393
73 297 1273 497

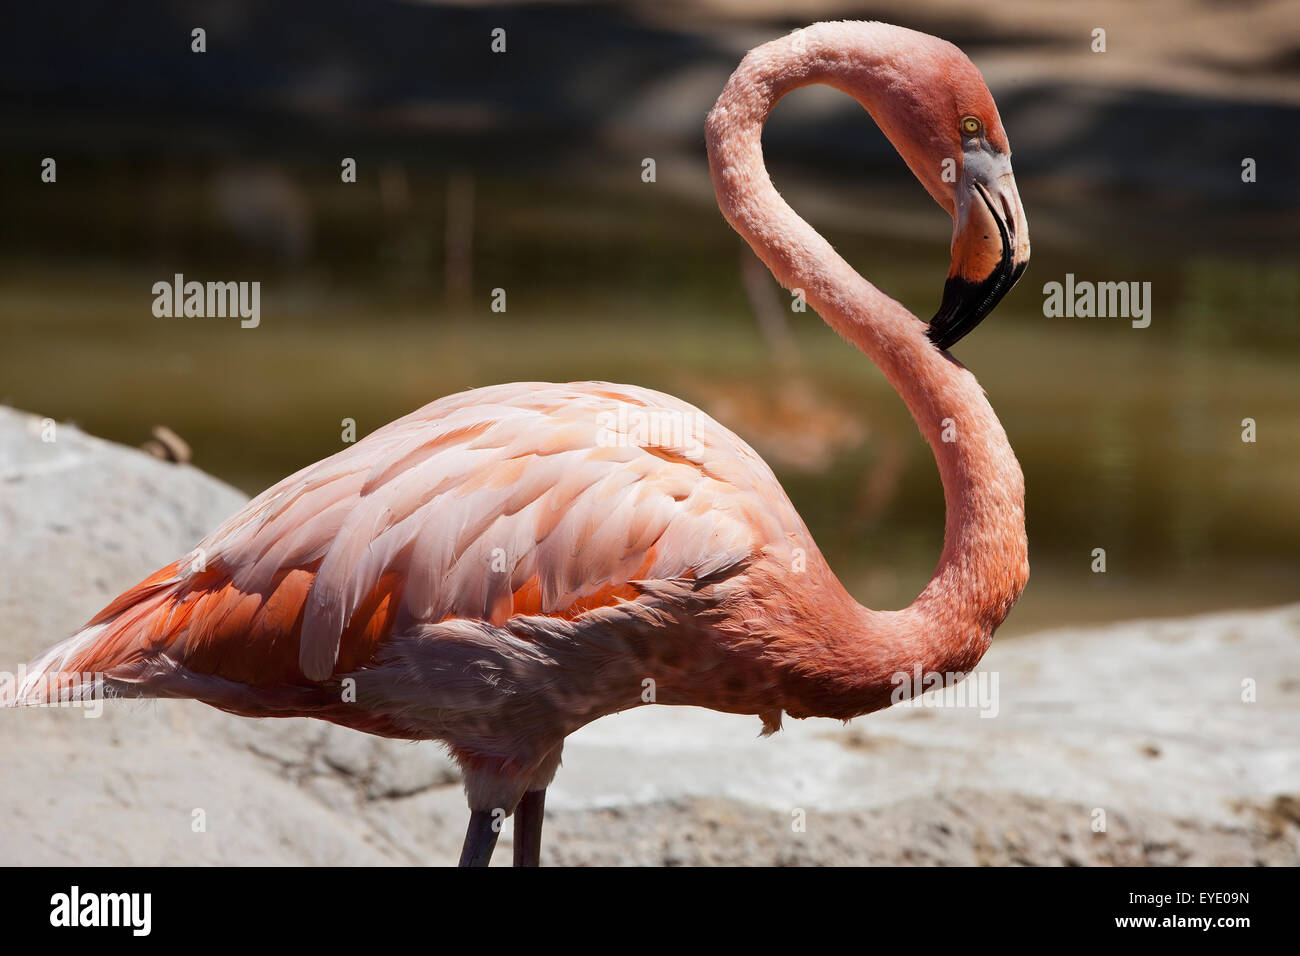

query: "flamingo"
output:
3 21 1030 866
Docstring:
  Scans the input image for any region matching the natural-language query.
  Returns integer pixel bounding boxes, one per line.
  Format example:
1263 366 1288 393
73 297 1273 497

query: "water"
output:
1 167 1296 636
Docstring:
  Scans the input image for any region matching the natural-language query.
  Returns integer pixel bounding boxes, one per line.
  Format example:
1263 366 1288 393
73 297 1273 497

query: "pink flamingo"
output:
4 21 1030 866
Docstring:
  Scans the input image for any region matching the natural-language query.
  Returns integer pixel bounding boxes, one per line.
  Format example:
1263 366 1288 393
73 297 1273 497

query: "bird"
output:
3 21 1031 867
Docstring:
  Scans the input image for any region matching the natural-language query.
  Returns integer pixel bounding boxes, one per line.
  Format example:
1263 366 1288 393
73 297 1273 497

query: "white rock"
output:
1 407 1295 865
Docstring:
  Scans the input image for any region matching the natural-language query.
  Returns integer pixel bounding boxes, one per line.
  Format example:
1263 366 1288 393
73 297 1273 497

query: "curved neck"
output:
707 23 1028 698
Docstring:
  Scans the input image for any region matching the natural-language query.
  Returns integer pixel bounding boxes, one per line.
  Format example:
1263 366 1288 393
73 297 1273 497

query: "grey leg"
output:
513 789 547 867
458 810 500 867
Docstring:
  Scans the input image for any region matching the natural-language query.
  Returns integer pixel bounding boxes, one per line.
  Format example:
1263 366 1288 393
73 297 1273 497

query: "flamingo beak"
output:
928 154 1030 350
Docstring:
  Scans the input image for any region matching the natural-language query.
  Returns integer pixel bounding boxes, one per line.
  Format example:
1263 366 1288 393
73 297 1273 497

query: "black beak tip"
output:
927 248 1028 351
928 275 997 351
927 277 979 351
927 181 1028 351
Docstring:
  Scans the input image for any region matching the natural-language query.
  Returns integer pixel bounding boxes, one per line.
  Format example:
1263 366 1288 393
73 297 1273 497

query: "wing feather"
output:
35 382 810 689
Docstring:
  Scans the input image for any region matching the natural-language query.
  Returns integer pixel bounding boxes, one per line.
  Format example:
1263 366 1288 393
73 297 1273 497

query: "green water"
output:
2 170 1297 636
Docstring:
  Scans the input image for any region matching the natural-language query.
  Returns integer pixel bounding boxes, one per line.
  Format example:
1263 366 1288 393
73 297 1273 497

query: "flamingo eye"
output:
960 116 982 136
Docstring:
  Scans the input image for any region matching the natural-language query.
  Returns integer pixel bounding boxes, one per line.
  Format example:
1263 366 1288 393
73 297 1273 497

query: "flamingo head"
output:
926 101 1032 350
859 30 1032 349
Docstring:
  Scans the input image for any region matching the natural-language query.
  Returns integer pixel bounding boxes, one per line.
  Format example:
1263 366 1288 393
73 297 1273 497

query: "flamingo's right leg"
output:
511 742 562 867
458 811 500 867
512 789 546 867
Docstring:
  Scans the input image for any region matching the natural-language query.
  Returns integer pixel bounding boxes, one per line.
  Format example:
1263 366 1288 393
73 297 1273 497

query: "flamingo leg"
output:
512 789 547 867
457 810 500 867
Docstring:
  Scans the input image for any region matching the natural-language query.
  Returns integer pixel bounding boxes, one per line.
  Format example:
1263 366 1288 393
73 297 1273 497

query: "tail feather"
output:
4 622 113 706
2 561 185 708
2 554 394 709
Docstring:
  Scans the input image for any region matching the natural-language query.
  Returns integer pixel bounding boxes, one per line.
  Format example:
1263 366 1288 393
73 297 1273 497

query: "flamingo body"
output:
14 381 861 806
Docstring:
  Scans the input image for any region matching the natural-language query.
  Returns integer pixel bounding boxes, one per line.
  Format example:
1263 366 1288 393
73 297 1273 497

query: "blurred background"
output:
1 0 1297 635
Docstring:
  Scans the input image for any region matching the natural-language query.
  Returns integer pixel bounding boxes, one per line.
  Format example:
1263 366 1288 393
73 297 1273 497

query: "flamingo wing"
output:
13 382 805 708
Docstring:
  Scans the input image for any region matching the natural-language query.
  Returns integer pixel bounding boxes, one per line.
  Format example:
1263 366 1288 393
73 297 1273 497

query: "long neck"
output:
707 23 1028 706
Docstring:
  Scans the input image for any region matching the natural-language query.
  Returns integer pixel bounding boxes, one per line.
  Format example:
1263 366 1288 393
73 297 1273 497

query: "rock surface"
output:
1 407 1296 865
